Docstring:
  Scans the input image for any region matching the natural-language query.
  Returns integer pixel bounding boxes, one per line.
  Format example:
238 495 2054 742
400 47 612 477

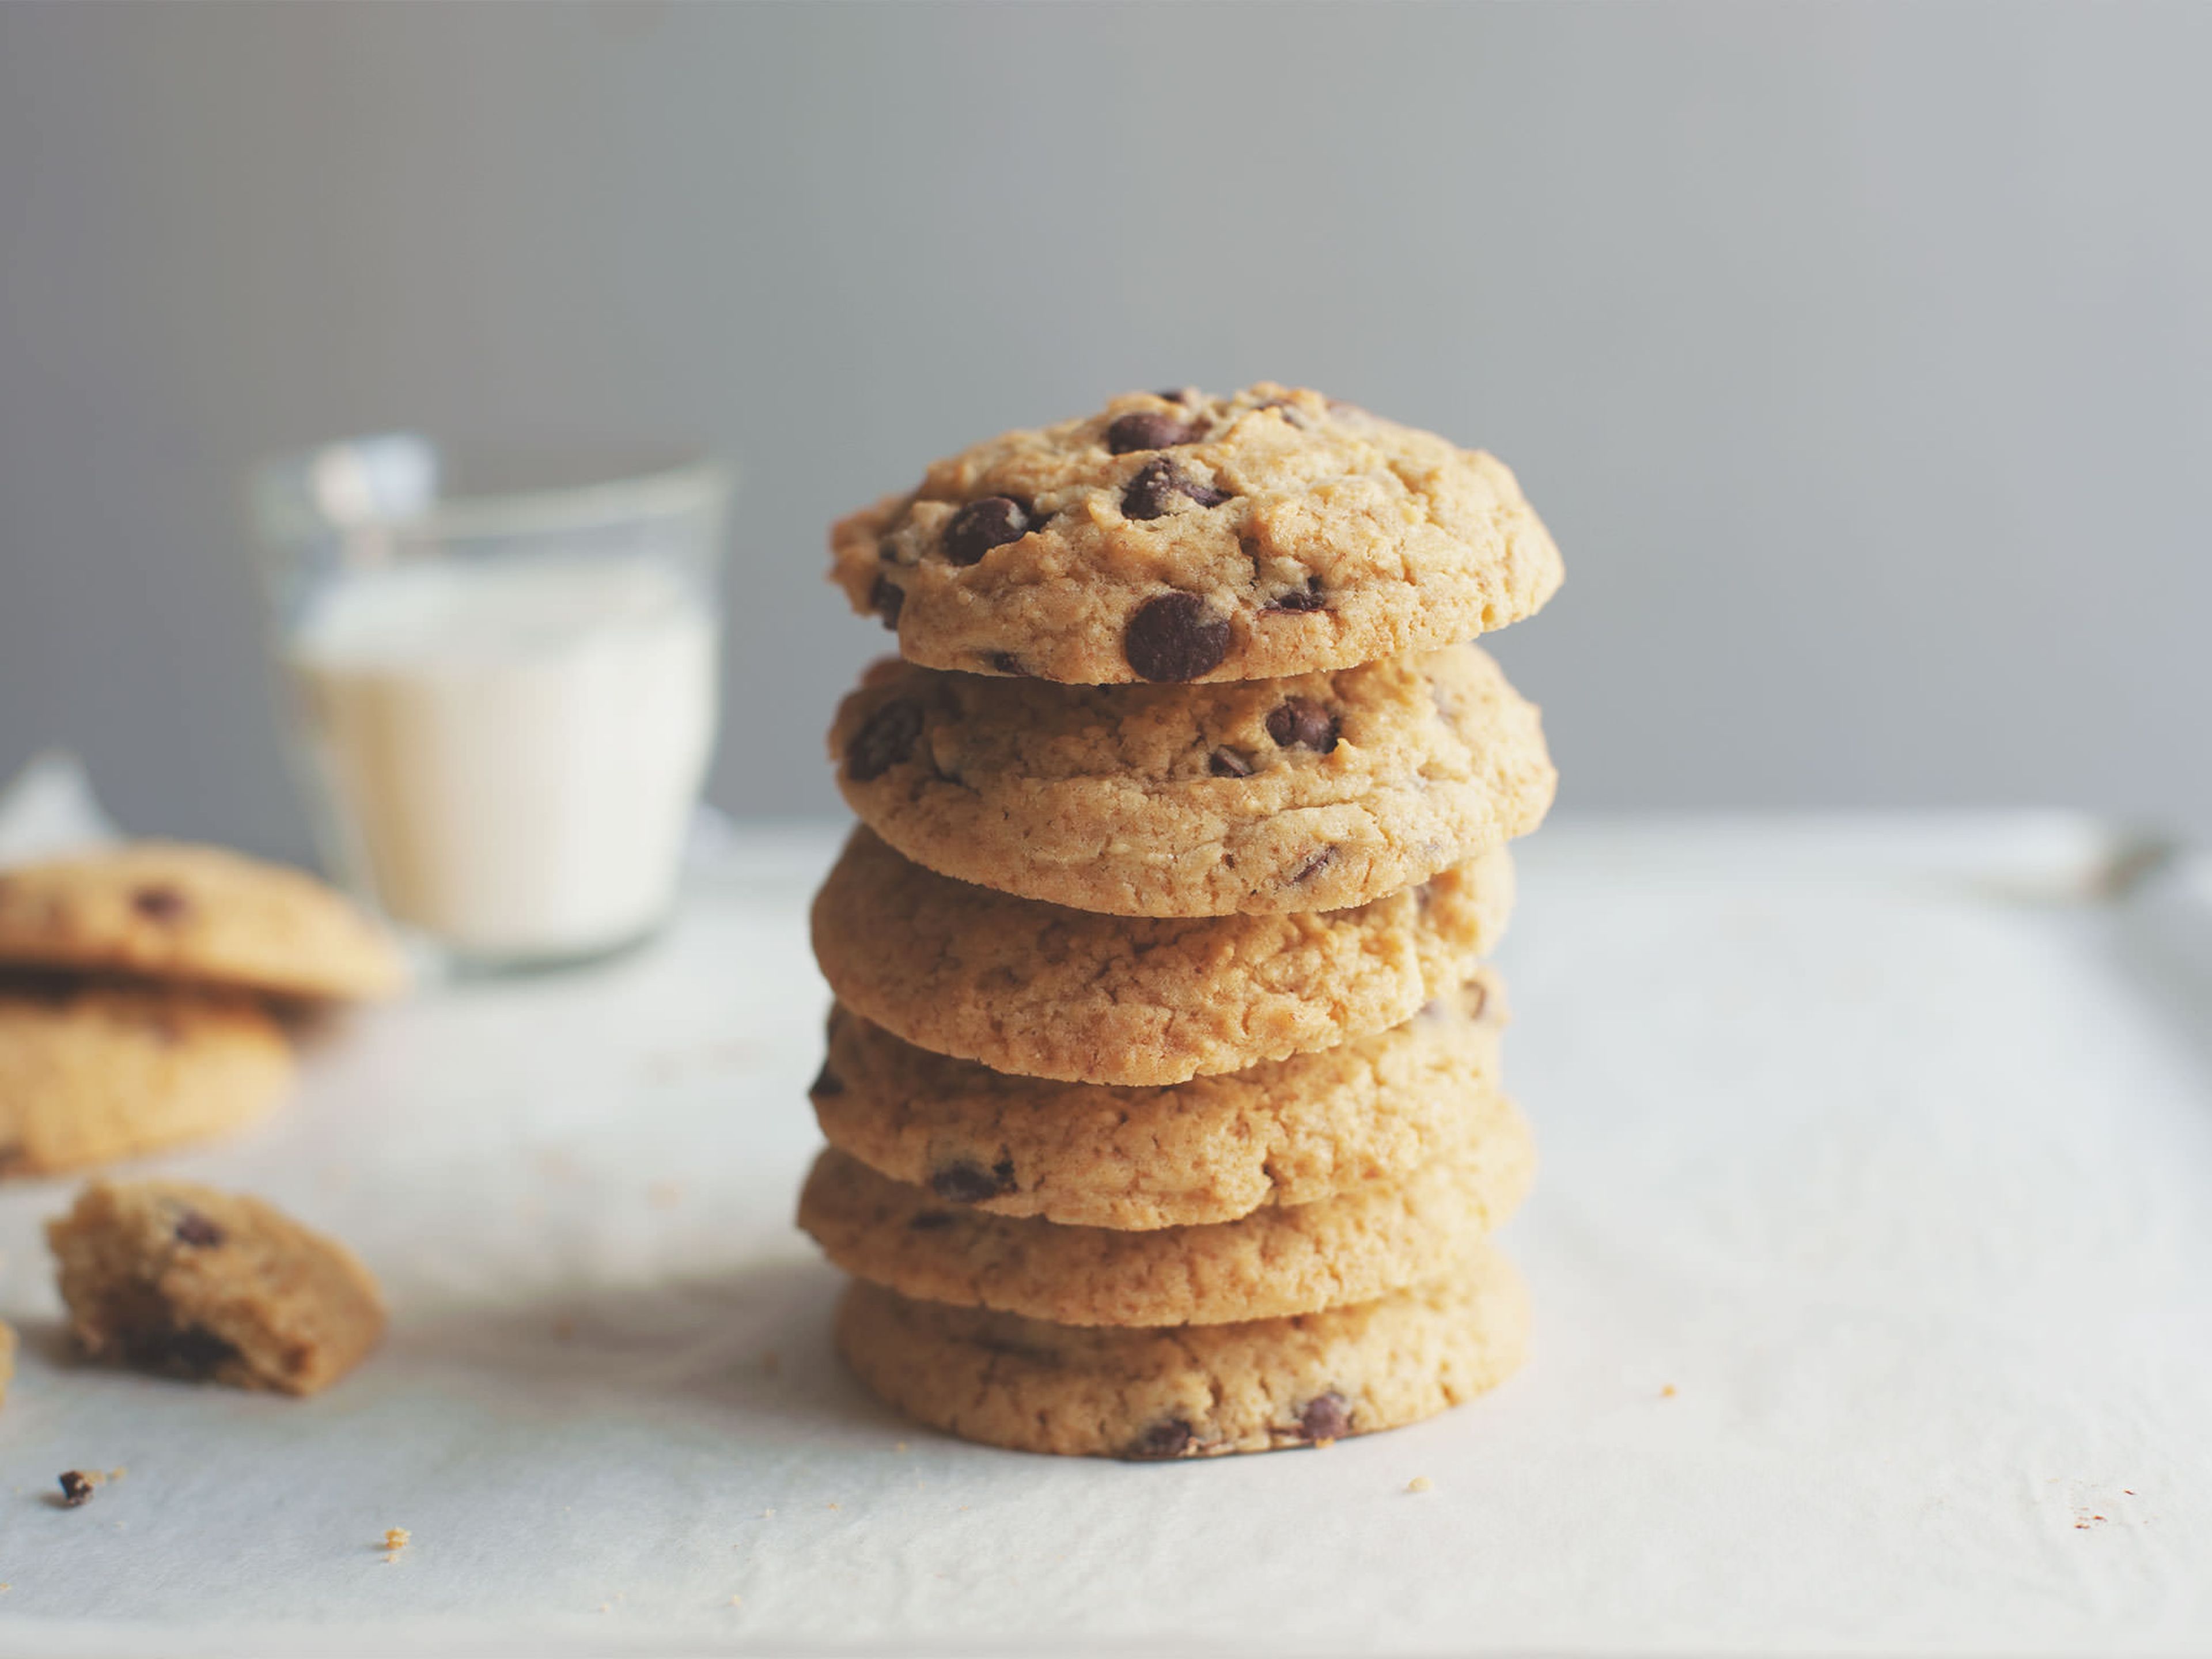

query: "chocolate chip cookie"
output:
800 1105 1531 1325
833 385 1562 685
836 1244 1529 1458
811 828 1514 1086
48 1179 387 1395
831 641 1554 916
811 972 1505 1229
0 843 407 1002
0 976 292 1177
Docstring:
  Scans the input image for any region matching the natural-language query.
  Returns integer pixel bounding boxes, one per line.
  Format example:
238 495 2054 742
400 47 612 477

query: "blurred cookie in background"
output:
0 841 406 1003
0 976 294 1178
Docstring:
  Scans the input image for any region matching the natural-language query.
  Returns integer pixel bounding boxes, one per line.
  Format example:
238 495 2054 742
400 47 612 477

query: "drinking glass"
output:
251 436 729 972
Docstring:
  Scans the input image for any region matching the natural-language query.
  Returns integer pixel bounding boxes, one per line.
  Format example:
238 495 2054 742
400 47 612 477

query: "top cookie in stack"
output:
832 383 1561 685
804 384 1560 1460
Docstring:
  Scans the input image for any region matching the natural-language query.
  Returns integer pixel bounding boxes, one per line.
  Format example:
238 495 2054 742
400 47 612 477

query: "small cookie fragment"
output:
0 842 406 1002
0 978 292 1178
836 1247 1529 1459
57 1471 96 1508
48 1179 387 1395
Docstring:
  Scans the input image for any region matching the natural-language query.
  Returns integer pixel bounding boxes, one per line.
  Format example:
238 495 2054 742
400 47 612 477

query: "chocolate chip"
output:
929 1158 1016 1204
942 497 1031 566
844 698 924 783
986 652 1027 676
808 1062 844 1097
1298 1391 1352 1442
1154 387 1198 404
1124 593 1230 682
1105 412 1197 455
1120 459 1180 521
907 1212 956 1230
1261 577 1327 615
876 537 899 563
1287 846 1336 884
1124 1419 1195 1460
172 1210 224 1248
1121 459 1232 521
1207 748 1255 778
56 1471 95 1508
868 574 904 630
131 885 188 922
1266 698 1339 753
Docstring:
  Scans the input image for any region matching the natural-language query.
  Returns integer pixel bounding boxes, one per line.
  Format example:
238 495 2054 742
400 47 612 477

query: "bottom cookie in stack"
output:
834 1248 1529 1461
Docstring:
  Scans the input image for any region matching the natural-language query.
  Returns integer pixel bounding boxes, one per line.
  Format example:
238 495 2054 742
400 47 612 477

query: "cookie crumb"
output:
728 1594 743 1607
106 1467 126 1482
1660 1384 1677 1398
762 1508 775 1518
893 1441 909 1453
381 1527 410 1561
1406 1475 1433 1494
825 1502 840 1510
57 1471 97 1508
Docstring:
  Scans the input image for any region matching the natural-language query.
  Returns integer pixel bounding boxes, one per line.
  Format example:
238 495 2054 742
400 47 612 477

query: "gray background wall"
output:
1 1 2205 858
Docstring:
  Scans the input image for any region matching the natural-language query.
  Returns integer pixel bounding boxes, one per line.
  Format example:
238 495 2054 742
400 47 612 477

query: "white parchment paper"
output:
0 813 2206 1656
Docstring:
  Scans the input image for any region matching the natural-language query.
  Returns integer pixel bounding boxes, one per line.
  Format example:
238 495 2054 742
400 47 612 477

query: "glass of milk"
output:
252 435 727 972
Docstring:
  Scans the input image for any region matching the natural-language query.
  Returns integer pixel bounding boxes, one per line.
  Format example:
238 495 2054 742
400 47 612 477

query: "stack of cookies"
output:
0 843 405 1177
800 385 1561 1459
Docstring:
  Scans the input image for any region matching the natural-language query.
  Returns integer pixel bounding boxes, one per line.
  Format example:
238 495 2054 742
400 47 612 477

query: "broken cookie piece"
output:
47 1179 387 1396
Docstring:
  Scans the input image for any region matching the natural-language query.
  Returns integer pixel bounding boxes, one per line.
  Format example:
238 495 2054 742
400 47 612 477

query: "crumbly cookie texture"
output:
48 1179 387 1396
0 843 406 1002
812 972 1506 1229
811 828 1514 1086
832 384 1563 685
0 977 292 1177
831 642 1555 917
836 1246 1529 1459
800 1105 1531 1327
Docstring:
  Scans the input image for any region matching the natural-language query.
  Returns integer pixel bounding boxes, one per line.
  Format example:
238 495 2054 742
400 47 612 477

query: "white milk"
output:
286 558 718 961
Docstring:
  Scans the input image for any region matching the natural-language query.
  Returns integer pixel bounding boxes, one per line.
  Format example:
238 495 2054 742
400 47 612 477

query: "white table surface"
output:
1 815 2208 1657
